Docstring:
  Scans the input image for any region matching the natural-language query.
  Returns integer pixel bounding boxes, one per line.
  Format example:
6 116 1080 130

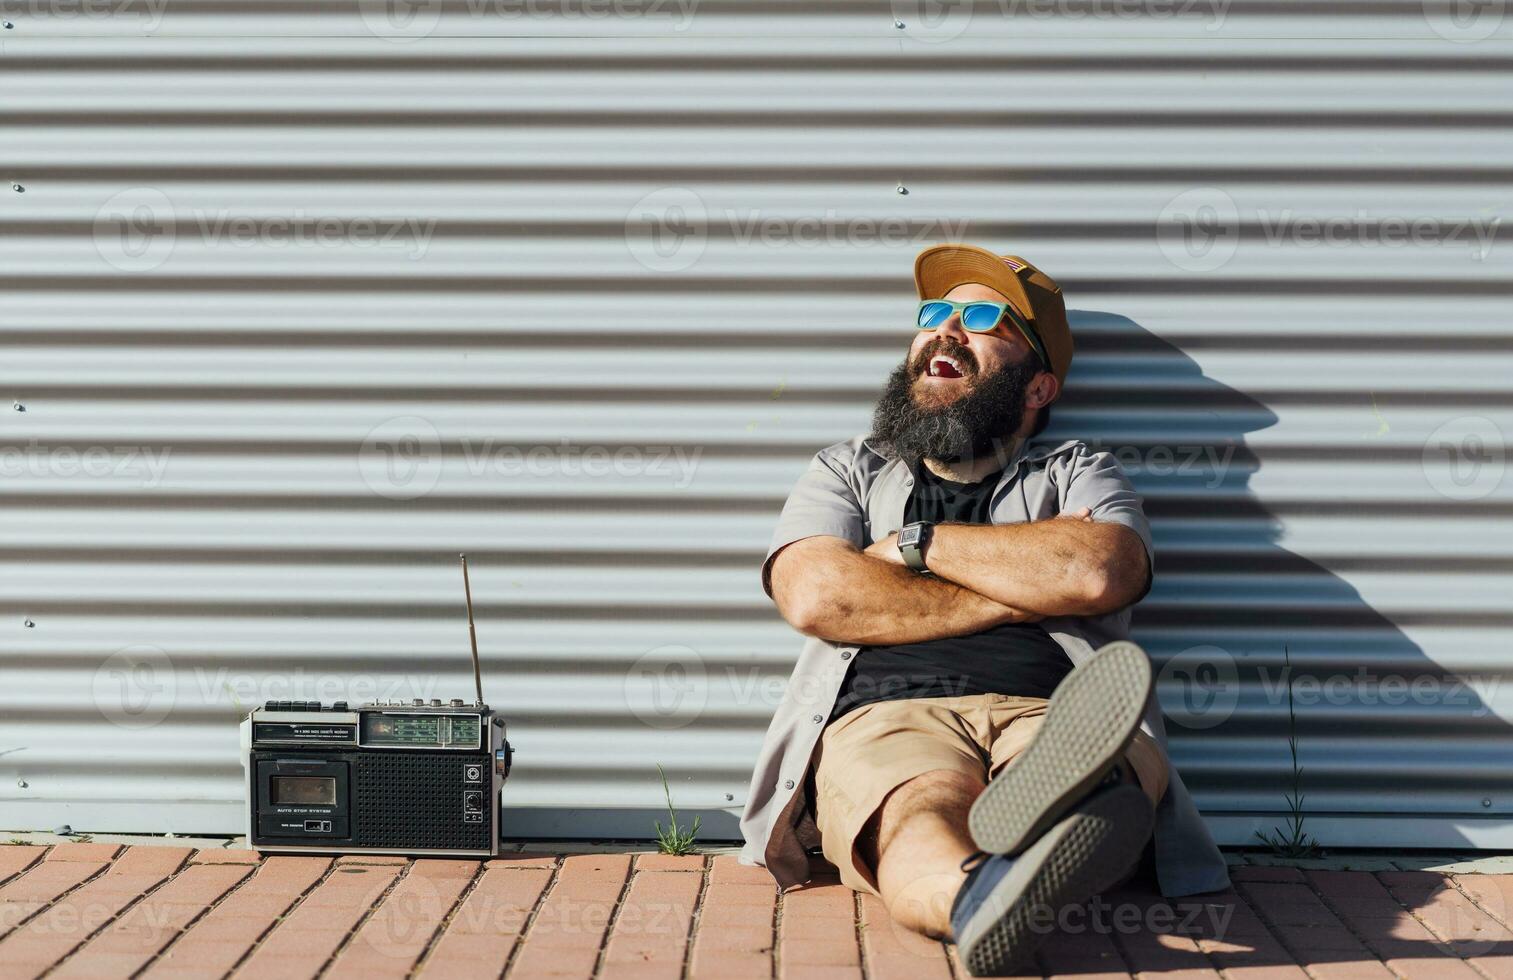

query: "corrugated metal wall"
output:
3 3 1511 846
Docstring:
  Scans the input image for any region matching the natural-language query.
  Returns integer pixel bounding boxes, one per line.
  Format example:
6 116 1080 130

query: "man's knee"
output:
871 769 982 850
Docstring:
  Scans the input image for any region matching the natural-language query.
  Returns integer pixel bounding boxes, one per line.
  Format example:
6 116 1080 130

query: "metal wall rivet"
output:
10 183 22 193
16 779 26 788
2 22 13 30
896 184 908 195
724 793 734 801
23 619 34 628
12 402 24 412
1484 798 1493 807
893 19 905 29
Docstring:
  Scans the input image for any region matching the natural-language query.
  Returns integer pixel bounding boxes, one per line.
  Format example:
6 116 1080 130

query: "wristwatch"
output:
897 521 934 574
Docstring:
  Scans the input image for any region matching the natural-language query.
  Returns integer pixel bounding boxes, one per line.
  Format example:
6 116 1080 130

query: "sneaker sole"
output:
957 783 1154 978
968 640 1153 855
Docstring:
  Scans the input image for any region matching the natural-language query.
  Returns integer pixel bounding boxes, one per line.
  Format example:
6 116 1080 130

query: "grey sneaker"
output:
953 783 1154 977
969 640 1153 855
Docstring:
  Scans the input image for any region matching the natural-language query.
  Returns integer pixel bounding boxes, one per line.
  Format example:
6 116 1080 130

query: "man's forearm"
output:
925 518 1149 617
769 536 1037 646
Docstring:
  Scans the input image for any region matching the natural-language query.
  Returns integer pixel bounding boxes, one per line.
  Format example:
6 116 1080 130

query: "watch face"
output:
898 525 922 547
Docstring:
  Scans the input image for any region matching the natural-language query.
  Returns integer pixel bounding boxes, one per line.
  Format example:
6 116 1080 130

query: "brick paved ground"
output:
3 843 1512 978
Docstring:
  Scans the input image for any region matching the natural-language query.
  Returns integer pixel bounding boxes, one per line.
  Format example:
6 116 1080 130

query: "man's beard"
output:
868 339 1040 467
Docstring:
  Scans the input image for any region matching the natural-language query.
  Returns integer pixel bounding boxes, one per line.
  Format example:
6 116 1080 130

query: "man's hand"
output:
924 512 1150 618
768 535 1040 646
767 507 1136 647
864 532 905 566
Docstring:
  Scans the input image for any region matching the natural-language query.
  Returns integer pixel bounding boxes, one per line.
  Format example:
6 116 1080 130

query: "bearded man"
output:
738 244 1229 976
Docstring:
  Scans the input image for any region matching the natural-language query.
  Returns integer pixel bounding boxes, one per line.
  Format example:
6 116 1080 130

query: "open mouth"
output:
926 355 966 379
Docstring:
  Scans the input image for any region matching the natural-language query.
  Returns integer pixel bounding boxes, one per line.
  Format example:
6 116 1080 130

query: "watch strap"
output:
899 521 933 574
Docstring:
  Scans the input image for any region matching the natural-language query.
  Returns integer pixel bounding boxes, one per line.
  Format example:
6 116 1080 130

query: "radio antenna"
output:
459 553 485 706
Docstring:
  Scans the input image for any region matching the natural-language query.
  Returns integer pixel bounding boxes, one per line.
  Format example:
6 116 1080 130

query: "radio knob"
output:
412 698 424 706
430 698 442 707
450 698 464 707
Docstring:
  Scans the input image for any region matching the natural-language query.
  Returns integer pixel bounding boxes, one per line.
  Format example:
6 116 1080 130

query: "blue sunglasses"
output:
916 300 1051 372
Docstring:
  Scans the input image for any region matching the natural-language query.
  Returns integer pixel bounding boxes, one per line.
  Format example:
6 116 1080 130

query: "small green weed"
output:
653 764 701 857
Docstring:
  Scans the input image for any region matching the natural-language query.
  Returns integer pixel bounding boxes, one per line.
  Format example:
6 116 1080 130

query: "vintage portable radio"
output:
240 555 513 857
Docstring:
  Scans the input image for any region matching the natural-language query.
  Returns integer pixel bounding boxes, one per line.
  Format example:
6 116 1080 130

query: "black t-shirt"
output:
830 463 1074 721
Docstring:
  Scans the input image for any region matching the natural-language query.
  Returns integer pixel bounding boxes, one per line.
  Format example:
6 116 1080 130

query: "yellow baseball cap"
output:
914 243 1074 389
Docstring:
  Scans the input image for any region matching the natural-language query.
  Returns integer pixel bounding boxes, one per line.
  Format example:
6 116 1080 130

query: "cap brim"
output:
914 243 1036 322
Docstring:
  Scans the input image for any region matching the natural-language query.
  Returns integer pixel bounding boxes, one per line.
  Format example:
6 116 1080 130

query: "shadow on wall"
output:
1052 310 1509 849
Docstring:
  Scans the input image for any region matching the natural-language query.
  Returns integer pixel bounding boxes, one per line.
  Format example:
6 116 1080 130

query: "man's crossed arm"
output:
767 512 1150 647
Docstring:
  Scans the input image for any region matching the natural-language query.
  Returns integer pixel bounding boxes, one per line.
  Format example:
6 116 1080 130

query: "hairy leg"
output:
858 768 985 939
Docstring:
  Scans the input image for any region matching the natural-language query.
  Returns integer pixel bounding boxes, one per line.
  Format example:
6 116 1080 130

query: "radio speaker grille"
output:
354 752 491 850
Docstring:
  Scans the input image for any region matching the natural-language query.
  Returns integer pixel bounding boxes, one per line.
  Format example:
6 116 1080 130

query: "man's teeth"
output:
929 355 963 378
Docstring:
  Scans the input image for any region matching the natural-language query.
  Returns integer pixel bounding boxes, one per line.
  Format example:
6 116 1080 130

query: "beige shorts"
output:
812 694 1169 896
